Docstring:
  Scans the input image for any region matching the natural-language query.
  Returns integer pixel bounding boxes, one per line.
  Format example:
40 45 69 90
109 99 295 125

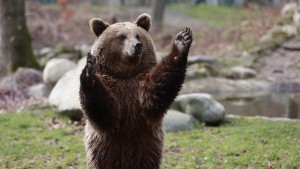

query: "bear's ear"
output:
90 18 109 37
134 13 151 32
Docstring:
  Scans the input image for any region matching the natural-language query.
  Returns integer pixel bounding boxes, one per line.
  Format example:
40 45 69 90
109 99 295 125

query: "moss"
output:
10 21 40 72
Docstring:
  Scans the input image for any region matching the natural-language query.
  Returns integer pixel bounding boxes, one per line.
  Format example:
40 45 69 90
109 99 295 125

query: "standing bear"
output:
80 13 192 169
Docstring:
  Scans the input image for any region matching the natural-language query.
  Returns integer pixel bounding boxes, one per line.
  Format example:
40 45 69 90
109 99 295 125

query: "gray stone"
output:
221 66 256 79
282 38 300 50
48 57 86 120
281 25 298 38
293 11 300 28
43 58 76 85
26 83 52 98
187 55 218 65
39 47 53 56
56 52 82 62
80 44 92 57
54 43 76 54
281 2 298 16
182 78 270 94
0 109 6 115
163 110 198 132
172 93 225 126
186 64 210 79
0 68 43 90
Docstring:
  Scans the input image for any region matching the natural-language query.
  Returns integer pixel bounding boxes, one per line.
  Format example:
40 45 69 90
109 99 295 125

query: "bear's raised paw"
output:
175 27 193 55
86 53 96 78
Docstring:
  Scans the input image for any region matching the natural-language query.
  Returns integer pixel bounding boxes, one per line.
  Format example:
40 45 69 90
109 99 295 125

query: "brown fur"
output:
80 14 192 169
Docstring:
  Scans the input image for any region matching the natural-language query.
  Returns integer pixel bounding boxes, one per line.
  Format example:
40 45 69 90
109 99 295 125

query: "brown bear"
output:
79 13 192 169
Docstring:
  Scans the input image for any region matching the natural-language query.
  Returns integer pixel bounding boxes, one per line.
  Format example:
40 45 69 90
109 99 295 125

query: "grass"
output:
1 110 300 168
169 4 260 27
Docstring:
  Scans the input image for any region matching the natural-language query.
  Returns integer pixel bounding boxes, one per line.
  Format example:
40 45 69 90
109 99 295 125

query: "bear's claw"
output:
175 27 192 55
87 53 96 77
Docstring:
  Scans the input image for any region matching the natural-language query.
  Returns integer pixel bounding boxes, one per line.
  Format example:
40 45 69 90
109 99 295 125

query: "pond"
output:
214 92 300 119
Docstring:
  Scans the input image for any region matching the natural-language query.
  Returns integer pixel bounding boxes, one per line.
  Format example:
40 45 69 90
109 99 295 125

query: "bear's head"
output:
90 14 157 78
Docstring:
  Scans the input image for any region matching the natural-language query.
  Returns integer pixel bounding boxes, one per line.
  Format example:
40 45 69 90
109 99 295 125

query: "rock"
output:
163 110 198 132
187 55 218 65
26 83 52 98
250 24 294 56
282 39 300 50
80 44 92 57
48 57 86 120
186 64 210 79
39 47 54 56
155 52 165 63
36 47 56 67
0 68 43 90
182 78 270 94
293 11 300 28
221 66 256 79
218 52 255 68
0 109 6 115
56 52 82 62
54 43 76 54
281 2 298 16
43 58 76 85
281 25 298 37
172 93 225 126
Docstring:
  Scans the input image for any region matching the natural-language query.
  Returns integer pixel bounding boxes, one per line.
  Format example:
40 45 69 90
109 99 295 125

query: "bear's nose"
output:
134 43 143 55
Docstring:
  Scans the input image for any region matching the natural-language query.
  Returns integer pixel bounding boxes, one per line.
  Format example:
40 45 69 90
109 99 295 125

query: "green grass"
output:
169 4 260 27
1 110 300 168
0 110 85 169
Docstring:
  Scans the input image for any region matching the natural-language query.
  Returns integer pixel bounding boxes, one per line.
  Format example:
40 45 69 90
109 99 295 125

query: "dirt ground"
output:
26 3 300 85
25 2 279 56
256 39 300 86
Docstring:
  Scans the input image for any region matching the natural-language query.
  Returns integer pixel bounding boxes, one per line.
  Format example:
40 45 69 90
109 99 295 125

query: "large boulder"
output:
281 25 298 38
172 93 225 126
281 2 298 16
0 68 43 90
26 83 52 98
186 64 211 79
182 78 270 94
54 43 77 54
36 47 56 68
221 66 256 79
293 11 300 28
163 110 198 132
0 68 43 110
48 57 86 120
43 58 76 85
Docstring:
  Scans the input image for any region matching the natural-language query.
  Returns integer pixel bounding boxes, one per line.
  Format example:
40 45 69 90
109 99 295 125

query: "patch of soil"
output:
255 40 300 90
25 2 279 56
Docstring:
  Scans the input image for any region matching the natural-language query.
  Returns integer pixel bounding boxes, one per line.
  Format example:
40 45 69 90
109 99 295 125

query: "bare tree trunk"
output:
120 0 125 5
139 0 146 6
152 0 166 33
0 0 40 78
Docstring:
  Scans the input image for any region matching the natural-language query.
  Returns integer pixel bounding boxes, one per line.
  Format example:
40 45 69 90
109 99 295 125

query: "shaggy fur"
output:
80 13 192 169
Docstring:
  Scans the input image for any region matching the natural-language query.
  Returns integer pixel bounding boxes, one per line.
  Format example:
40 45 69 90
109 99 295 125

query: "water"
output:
214 92 300 119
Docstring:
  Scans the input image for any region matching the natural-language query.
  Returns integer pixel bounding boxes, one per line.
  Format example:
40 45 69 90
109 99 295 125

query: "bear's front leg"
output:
140 28 193 120
80 53 119 131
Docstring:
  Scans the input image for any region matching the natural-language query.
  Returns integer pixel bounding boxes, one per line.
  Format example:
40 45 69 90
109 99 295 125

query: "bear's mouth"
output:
126 54 141 64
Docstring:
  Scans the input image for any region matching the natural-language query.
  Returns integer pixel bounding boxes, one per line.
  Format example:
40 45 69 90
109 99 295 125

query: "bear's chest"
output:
101 76 145 127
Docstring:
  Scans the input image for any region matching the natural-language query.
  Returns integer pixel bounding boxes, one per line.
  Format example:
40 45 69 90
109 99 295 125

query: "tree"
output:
0 0 40 78
120 0 125 5
152 0 166 33
139 0 146 6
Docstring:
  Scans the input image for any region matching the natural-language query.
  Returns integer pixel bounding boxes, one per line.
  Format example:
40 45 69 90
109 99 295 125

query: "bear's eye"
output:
119 34 126 40
136 34 140 40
